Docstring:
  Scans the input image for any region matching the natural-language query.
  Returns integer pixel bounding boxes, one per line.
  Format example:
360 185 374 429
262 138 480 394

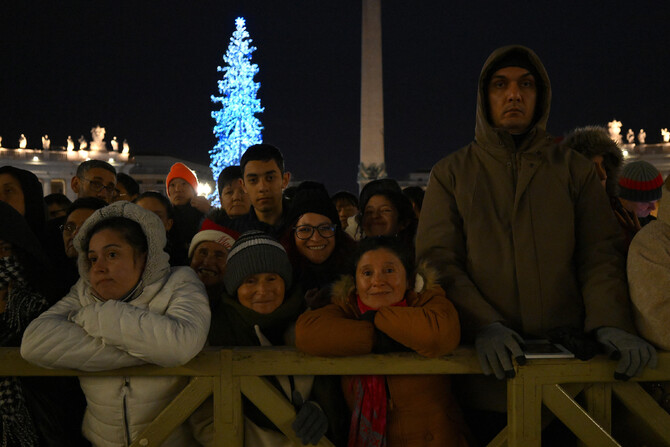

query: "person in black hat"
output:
357 178 417 255
280 182 357 310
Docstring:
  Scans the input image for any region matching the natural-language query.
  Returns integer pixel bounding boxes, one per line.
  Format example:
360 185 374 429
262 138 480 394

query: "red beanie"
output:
166 163 198 197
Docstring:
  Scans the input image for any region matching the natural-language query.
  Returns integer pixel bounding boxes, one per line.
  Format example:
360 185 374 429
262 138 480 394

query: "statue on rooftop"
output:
19 134 27 149
607 120 623 144
122 139 130 155
111 136 119 151
78 135 88 150
662 128 670 143
90 126 106 151
67 136 75 151
42 135 51 150
638 129 646 144
626 129 634 144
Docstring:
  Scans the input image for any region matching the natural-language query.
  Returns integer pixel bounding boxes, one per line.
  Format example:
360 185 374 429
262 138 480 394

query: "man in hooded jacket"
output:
416 46 655 420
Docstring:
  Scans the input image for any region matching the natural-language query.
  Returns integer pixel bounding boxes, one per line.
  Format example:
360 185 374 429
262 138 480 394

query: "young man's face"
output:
71 168 117 203
243 160 289 214
168 178 196 206
488 66 537 135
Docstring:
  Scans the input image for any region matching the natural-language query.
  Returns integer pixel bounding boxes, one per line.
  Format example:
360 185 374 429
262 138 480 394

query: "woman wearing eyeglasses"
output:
280 182 357 312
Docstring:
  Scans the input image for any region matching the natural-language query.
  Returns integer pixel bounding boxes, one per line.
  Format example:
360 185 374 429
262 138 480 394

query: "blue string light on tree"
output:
210 17 264 205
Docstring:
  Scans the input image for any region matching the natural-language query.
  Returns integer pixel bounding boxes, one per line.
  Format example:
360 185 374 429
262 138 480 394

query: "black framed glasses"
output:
80 177 115 195
294 224 337 240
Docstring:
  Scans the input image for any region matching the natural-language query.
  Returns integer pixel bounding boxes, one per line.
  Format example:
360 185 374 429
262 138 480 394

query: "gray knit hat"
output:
223 230 293 296
618 160 663 202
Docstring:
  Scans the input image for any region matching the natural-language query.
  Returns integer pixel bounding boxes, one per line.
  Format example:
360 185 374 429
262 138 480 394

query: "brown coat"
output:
416 45 633 341
296 271 469 447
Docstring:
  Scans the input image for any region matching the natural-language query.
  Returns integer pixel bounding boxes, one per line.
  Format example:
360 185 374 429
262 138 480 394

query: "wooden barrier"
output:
1 347 669 447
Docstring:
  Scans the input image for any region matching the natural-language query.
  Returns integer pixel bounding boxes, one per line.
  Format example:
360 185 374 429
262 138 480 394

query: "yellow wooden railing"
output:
1 347 669 447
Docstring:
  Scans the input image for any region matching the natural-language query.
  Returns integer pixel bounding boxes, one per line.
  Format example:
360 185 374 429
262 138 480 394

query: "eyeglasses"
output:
294 224 337 240
80 178 115 195
59 222 79 235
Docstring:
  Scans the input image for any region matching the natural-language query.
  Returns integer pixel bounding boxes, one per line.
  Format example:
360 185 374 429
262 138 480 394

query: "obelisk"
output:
358 0 386 191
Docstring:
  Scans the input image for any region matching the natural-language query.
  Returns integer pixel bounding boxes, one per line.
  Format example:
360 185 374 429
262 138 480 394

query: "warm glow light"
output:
622 150 629 157
198 182 212 196
108 158 114 163
32 156 39 161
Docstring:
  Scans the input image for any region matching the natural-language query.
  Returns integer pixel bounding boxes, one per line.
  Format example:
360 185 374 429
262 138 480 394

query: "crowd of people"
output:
1 44 669 446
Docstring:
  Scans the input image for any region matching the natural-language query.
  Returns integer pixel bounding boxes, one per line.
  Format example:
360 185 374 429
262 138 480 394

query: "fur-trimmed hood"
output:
74 201 171 289
561 125 623 196
330 260 440 305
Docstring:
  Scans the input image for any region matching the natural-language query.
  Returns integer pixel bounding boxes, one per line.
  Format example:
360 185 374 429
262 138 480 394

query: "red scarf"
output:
348 296 407 447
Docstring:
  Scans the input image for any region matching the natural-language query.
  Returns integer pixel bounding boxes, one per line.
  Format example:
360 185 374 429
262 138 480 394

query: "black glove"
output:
373 328 413 354
595 327 658 380
475 322 526 380
359 310 377 323
292 390 328 445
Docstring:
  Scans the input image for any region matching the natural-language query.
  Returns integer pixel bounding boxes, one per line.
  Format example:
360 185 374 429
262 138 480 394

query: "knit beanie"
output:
618 161 663 202
285 182 340 227
165 163 198 197
189 230 237 259
223 230 293 296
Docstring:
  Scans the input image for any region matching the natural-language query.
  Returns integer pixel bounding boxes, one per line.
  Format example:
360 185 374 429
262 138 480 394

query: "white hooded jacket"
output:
21 201 211 447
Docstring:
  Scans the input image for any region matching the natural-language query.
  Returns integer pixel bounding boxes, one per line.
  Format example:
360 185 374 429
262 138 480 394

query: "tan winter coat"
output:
628 187 670 350
296 266 469 447
416 45 633 342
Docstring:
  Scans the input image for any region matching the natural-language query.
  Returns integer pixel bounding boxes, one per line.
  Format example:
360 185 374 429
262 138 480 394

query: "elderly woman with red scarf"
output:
296 236 470 447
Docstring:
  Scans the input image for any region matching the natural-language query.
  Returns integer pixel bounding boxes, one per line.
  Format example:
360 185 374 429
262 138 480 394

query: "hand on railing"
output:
595 326 658 380
291 390 328 445
475 322 526 380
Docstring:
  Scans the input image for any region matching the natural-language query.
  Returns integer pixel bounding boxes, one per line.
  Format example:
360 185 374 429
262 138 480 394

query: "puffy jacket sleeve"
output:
296 302 374 356
627 223 670 350
416 157 505 337
21 281 146 371
21 269 210 371
68 268 210 367
375 286 461 358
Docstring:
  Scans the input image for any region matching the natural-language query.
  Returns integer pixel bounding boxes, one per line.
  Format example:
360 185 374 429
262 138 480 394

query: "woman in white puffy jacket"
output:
21 201 211 447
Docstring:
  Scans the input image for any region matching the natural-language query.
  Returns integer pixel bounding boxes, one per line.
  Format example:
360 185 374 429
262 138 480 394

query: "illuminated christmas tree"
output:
210 17 264 196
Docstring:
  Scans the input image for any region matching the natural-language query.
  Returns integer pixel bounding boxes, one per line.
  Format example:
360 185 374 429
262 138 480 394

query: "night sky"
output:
2 1 670 193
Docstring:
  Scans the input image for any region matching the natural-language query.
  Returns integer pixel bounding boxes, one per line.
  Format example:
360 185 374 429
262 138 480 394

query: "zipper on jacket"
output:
510 154 518 185
122 377 132 446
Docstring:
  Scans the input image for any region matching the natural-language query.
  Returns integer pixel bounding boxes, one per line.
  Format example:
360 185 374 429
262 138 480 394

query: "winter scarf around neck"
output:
0 256 50 447
348 295 407 447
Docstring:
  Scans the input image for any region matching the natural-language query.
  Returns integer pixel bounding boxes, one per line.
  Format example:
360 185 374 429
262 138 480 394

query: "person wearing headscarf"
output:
0 166 47 242
0 202 88 446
